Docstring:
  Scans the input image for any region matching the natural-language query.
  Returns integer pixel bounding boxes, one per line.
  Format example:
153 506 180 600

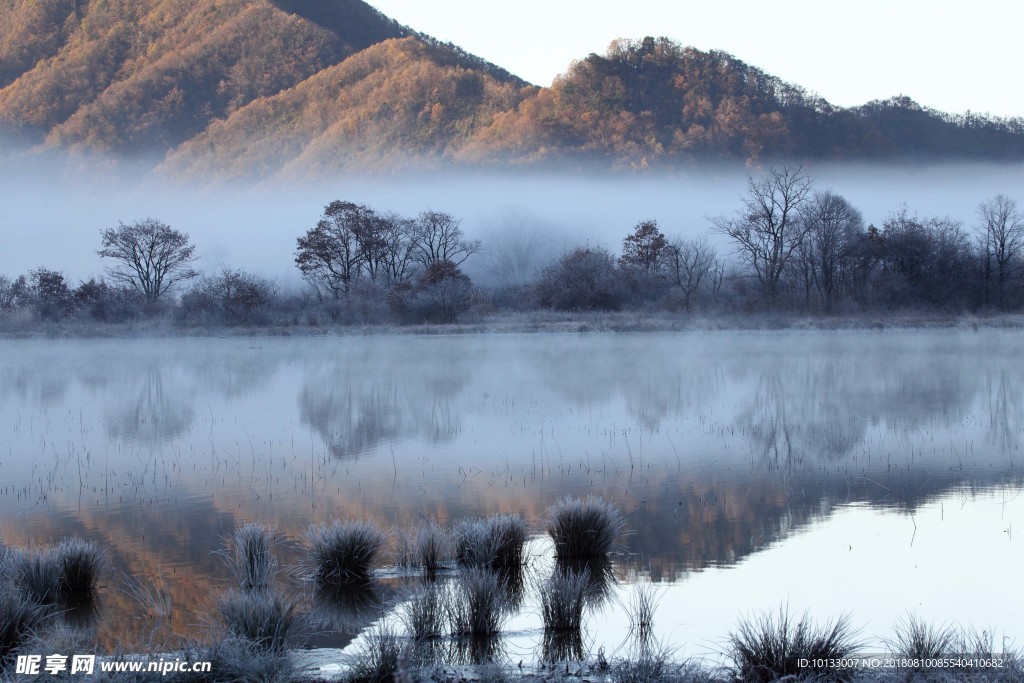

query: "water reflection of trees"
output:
299 354 469 459
104 366 194 445
531 335 1016 466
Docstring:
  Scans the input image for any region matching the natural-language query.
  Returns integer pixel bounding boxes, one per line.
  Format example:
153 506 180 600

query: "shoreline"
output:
2 310 1023 341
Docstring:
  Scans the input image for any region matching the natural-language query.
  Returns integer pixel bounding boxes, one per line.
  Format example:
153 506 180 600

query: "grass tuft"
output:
304 520 388 587
613 644 709 683
626 582 659 646
890 614 958 660
546 496 626 558
453 515 527 570
180 638 296 683
401 585 447 641
53 538 105 594
346 623 405 683
487 514 527 569
448 567 507 637
728 606 861 682
0 592 49 671
540 568 589 633
6 548 60 604
415 520 450 573
216 590 297 654
453 519 491 567
223 523 276 593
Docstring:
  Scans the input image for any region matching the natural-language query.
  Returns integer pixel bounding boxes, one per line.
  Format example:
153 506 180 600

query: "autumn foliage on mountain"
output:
2 1 1023 178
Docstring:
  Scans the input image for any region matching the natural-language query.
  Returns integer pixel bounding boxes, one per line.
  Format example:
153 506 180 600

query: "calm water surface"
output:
0 330 1021 663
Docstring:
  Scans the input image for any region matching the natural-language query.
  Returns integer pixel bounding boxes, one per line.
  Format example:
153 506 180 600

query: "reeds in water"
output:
545 496 626 558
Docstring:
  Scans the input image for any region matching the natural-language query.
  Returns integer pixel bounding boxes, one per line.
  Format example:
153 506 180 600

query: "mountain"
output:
0 0 410 154
458 37 1024 168
159 36 531 179
2 3 1022 178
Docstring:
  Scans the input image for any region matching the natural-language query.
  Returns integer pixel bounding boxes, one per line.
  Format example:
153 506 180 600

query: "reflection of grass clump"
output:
546 496 626 558
304 520 388 587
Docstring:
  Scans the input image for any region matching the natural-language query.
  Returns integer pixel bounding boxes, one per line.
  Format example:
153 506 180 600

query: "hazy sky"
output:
369 0 1023 118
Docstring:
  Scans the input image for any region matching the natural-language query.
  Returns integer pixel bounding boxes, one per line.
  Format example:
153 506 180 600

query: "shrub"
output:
303 520 387 587
534 247 628 311
177 269 278 327
545 496 626 558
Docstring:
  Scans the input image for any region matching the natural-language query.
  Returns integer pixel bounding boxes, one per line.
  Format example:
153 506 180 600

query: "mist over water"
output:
4 159 1024 287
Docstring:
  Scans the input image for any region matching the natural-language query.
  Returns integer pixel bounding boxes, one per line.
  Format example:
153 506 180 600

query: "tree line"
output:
1 169 1022 329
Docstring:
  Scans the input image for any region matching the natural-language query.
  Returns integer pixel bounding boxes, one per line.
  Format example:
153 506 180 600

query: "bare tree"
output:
663 236 718 312
977 194 1023 306
480 210 556 287
798 190 863 313
411 210 480 268
98 218 198 302
711 166 813 306
376 212 418 284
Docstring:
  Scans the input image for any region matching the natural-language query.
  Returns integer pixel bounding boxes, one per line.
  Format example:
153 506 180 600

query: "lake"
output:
1 329 1021 665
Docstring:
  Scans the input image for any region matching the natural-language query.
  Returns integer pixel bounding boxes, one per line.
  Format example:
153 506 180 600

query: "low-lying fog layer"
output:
2 160 1024 288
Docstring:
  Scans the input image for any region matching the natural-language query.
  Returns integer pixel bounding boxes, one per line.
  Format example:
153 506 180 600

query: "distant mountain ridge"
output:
1 2 1022 179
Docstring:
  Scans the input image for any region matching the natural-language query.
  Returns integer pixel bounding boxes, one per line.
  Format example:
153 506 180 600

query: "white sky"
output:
368 0 1023 118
